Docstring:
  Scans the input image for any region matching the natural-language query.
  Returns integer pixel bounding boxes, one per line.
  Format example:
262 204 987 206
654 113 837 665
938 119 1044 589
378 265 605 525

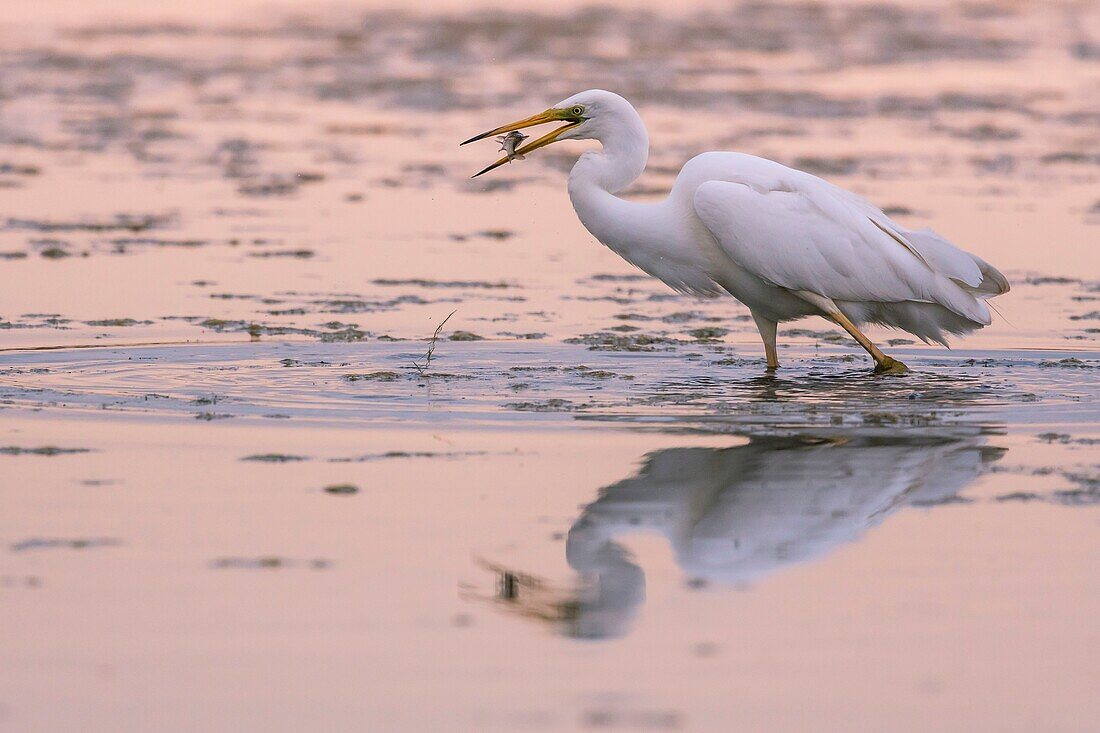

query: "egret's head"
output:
462 89 637 177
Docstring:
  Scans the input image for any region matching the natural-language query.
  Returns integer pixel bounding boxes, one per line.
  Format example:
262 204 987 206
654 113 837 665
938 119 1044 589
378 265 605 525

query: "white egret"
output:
463 90 1010 373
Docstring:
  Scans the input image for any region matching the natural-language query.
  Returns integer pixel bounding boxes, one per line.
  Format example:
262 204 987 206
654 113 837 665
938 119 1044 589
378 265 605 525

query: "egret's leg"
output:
791 290 907 374
828 310 908 374
750 312 779 369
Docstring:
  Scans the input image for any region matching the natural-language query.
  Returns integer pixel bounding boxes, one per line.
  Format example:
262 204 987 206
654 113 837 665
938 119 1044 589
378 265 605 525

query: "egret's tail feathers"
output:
929 275 991 325
904 228 982 287
904 227 1010 299
965 256 1010 298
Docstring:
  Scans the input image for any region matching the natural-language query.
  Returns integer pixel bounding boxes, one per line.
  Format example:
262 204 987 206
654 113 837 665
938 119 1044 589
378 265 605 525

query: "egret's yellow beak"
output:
462 108 582 177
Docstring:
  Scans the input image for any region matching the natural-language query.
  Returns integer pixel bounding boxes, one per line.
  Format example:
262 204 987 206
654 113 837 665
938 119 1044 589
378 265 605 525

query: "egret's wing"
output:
768 175 1008 297
692 176 991 322
802 182 989 289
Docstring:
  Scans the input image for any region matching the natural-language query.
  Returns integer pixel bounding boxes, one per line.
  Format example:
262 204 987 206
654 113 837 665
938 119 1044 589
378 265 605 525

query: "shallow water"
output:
1 1 1099 731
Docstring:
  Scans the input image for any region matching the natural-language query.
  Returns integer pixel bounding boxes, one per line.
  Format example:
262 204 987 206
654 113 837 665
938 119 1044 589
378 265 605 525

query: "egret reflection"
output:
479 433 1004 639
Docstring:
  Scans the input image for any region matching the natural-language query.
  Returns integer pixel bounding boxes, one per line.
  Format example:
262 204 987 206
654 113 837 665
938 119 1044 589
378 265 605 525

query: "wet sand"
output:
1 1 1098 731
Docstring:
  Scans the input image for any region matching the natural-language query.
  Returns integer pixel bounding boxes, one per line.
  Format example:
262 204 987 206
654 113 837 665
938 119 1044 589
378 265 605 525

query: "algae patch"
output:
0 446 91 456
194 412 233 421
211 557 332 569
345 371 401 382
241 454 310 462
84 318 153 327
372 278 512 289
11 537 121 552
565 332 678 351
323 483 360 494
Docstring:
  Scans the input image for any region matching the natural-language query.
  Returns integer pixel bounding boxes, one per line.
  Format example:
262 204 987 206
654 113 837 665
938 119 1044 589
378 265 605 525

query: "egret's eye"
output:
570 106 585 117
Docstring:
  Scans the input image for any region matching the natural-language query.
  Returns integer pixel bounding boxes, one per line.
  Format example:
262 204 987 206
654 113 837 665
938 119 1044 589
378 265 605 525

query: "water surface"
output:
1 1 1098 730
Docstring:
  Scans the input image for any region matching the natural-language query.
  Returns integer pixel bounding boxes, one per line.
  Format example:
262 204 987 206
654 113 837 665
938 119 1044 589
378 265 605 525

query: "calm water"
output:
1 1 1098 731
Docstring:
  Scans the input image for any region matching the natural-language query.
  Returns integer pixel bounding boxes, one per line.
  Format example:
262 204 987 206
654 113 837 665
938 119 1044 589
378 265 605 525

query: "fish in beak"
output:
462 108 583 177
496 131 528 161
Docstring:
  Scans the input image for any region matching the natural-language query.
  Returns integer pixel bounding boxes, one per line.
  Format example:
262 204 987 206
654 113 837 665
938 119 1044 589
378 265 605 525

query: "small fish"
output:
496 131 529 161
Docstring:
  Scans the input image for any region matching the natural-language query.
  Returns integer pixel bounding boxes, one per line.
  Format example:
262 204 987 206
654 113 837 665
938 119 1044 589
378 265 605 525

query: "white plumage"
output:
689 156 1008 339
465 89 1010 371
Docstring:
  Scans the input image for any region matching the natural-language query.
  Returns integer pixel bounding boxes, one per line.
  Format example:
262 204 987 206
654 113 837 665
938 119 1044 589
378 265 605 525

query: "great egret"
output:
462 90 1010 373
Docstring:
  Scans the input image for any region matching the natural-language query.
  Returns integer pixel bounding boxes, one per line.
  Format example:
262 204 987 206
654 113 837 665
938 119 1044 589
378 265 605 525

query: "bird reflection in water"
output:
473 433 1004 639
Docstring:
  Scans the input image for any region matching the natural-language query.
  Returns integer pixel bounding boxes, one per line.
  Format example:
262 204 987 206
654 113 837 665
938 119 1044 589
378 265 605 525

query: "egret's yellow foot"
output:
873 356 909 375
814 304 908 376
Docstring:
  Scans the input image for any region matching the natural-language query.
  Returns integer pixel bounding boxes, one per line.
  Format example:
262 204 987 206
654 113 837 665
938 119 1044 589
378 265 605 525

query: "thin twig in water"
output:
412 309 457 375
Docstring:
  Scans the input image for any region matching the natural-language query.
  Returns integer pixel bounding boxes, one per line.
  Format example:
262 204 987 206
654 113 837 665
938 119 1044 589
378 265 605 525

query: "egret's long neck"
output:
568 117 648 196
566 113 652 248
